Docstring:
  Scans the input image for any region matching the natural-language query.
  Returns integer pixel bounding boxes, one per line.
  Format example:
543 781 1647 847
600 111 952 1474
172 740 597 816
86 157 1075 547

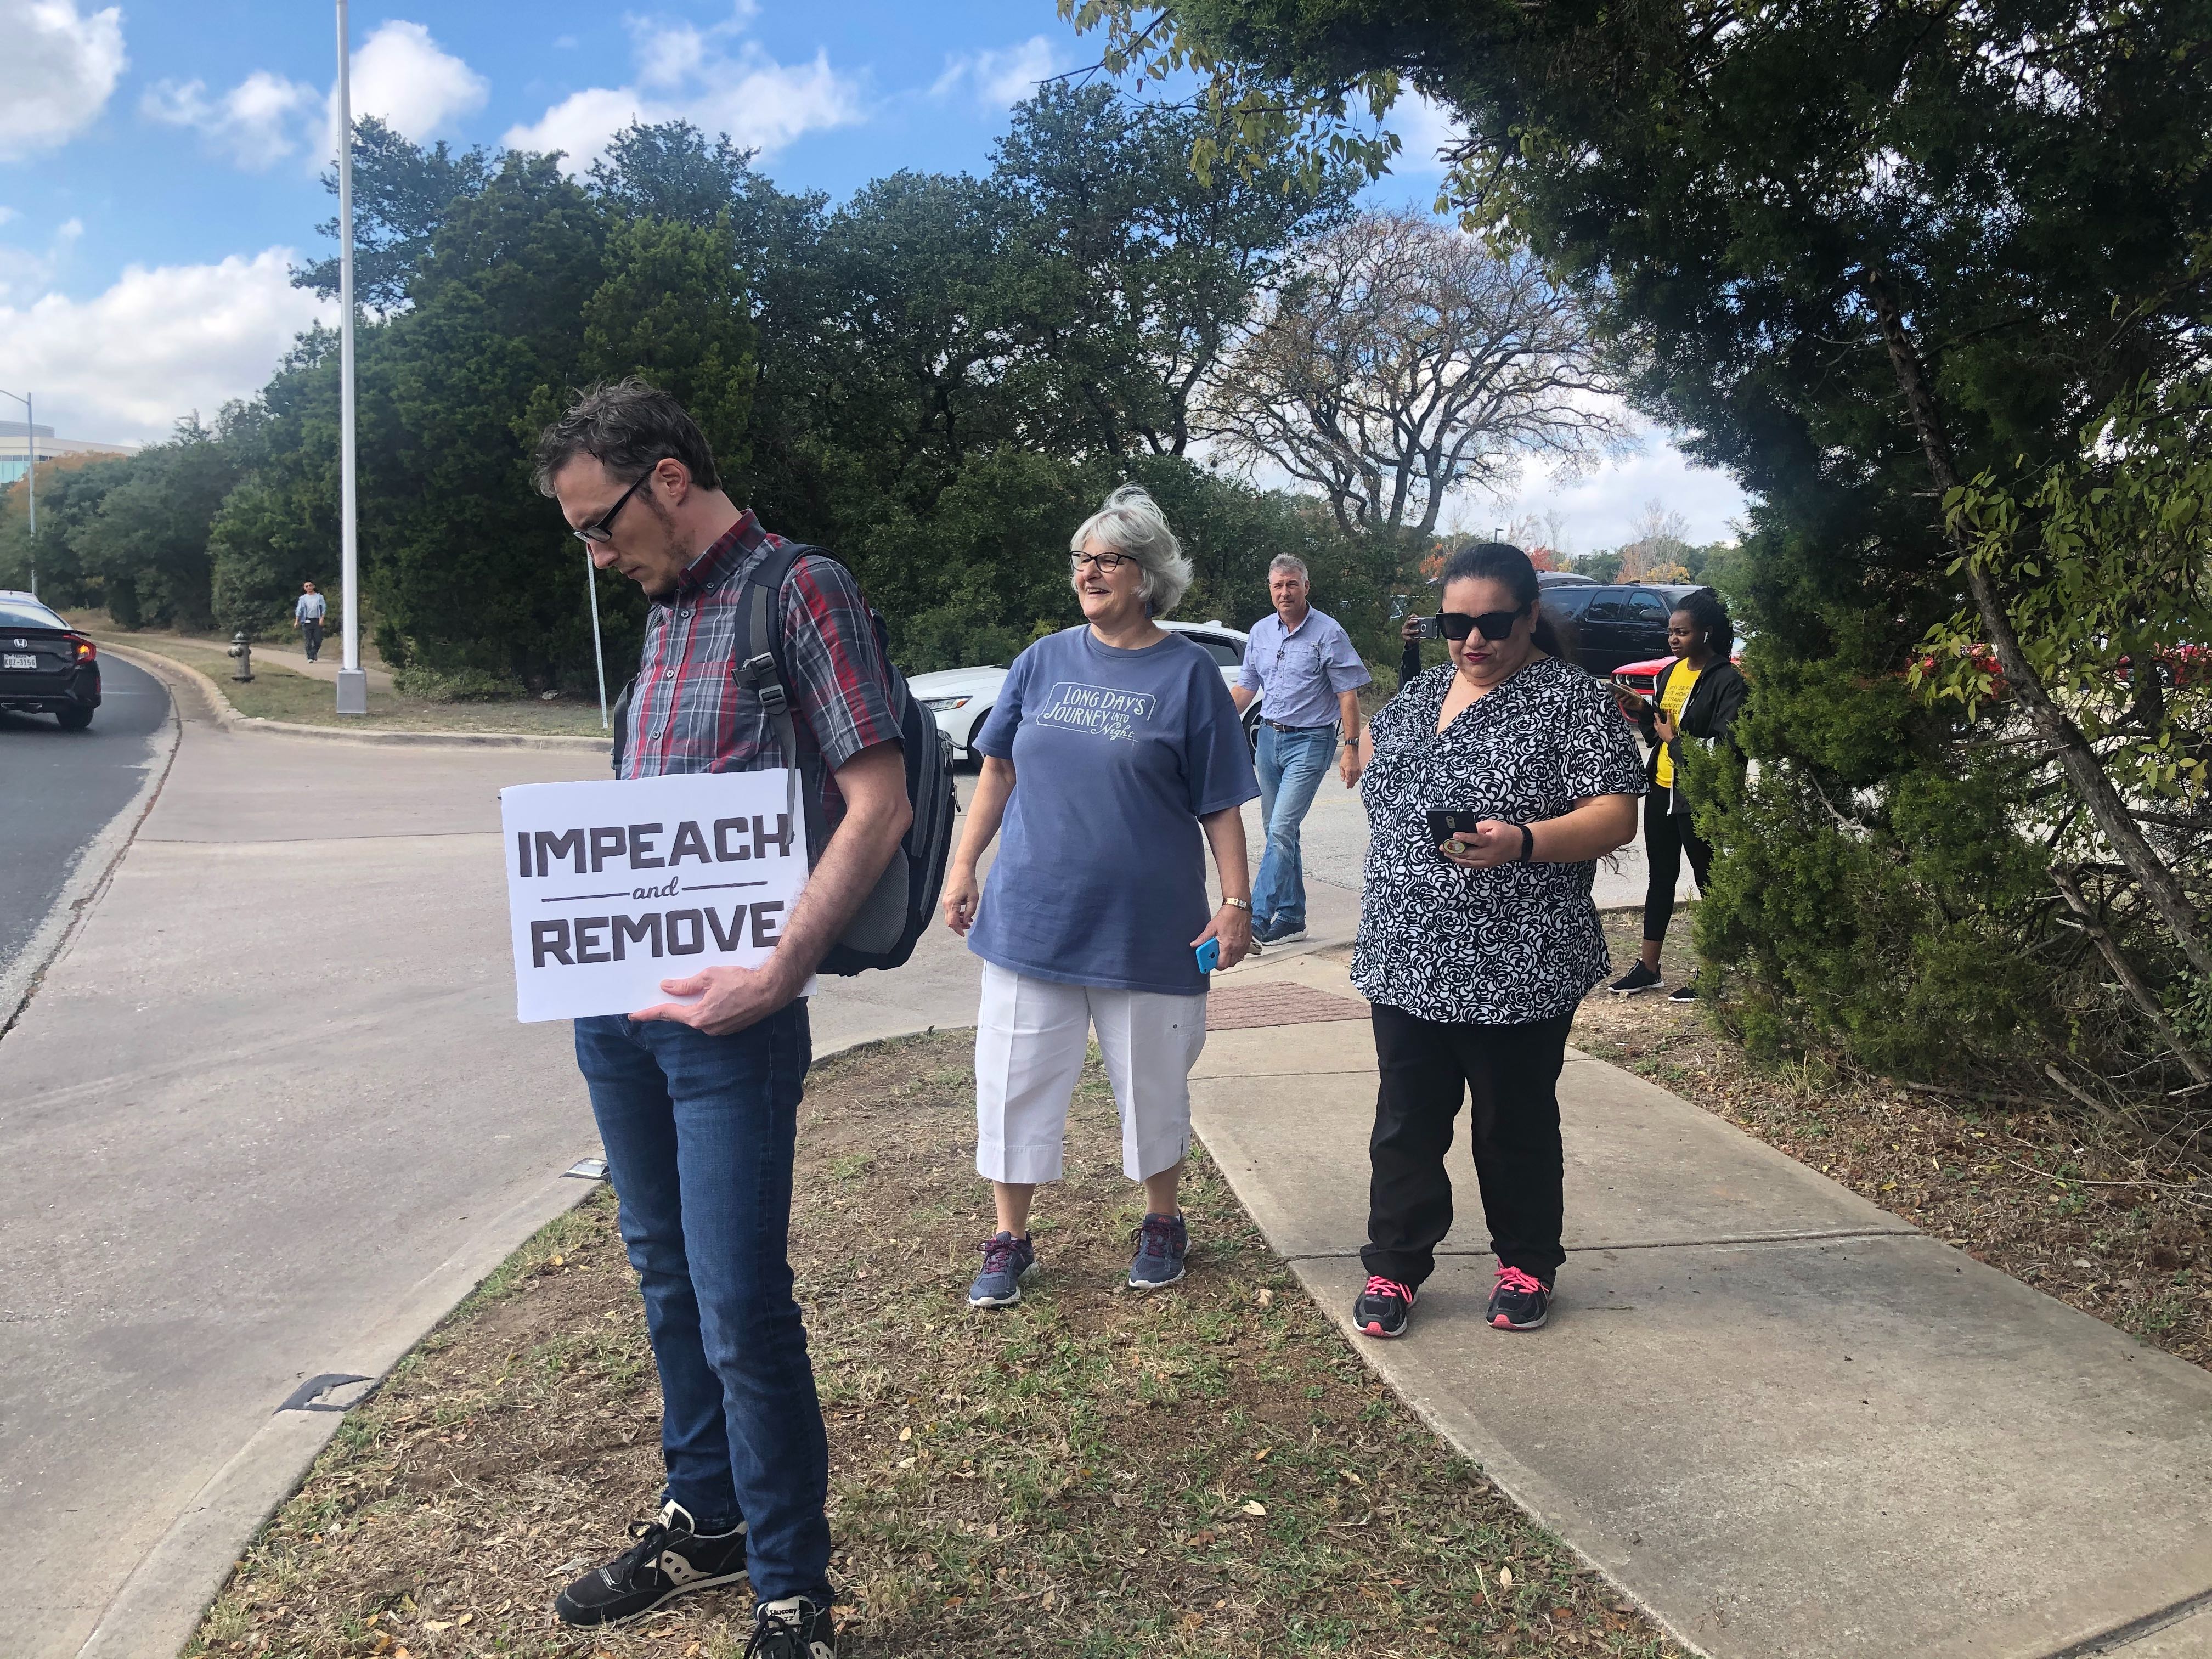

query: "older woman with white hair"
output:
942 484 1259 1305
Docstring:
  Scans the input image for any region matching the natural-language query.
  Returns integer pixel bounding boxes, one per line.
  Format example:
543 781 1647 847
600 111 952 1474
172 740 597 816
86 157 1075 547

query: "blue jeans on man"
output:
1252 723 1336 933
572 1003 832 1607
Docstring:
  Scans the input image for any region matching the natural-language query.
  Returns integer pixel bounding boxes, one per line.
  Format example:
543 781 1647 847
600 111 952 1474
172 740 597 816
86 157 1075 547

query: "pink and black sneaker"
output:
1487 1266 1551 1330
1353 1275 1416 1339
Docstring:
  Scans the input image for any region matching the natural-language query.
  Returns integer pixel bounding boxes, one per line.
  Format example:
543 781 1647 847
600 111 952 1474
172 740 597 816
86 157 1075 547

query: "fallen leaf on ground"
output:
1240 1500 1267 1517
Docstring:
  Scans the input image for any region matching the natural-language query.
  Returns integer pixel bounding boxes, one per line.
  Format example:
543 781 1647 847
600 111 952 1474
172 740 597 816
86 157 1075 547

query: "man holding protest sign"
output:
533 380 910 1654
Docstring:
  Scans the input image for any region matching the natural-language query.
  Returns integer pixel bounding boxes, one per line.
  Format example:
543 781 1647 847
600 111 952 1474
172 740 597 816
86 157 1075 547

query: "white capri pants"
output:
974 962 1208 1184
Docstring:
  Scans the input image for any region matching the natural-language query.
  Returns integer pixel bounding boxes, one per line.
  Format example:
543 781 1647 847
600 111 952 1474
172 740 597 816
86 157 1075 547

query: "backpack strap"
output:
733 541 816 854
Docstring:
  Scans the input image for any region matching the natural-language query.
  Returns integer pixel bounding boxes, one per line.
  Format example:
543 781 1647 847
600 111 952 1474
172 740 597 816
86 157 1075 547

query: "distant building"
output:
0 421 135 484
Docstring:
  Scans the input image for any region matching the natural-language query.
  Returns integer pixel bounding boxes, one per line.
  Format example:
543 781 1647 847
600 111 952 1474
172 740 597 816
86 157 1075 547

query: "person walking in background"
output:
1349 543 1644 1340
535 380 912 1657
294 582 326 663
1229 555 1371 946
943 484 1257 1307
1609 588 1747 1001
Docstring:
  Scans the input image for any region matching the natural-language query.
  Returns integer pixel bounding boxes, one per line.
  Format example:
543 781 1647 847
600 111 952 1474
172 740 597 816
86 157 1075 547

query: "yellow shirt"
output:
1654 664 1701 788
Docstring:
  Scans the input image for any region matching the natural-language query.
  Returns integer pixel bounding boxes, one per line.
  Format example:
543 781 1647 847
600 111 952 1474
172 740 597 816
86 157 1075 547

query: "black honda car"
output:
0 591 101 729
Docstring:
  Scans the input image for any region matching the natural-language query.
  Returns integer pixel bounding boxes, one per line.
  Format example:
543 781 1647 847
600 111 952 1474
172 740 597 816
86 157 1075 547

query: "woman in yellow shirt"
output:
1609 589 1745 1000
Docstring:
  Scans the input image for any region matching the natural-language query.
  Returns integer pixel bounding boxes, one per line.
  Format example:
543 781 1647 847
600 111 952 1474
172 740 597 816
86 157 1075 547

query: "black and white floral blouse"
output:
1353 656 1647 1025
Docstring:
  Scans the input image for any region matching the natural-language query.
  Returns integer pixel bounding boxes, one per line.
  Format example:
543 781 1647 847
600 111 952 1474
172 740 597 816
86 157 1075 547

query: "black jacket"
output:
1637 657 1746 814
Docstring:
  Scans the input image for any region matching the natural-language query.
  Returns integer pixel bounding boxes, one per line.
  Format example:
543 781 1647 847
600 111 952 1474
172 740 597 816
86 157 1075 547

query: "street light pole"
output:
0 387 36 598
332 0 367 716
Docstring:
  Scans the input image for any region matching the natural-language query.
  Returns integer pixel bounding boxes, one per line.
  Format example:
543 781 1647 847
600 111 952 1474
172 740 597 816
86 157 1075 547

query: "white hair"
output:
1070 484 1193 617
1268 554 1309 580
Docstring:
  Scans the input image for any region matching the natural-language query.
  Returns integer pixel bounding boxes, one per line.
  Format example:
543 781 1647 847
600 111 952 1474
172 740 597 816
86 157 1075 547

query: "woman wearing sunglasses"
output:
1349 542 1644 1338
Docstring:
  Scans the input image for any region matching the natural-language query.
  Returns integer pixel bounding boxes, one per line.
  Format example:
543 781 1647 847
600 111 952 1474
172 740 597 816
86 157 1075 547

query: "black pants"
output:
302 619 323 662
1362 1003 1576 1289
1642 789 1712 941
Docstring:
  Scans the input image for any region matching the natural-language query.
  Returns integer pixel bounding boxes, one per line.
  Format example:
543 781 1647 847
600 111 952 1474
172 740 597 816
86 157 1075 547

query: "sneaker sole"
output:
1358 1317 1409 1339
556 1568 749 1626
1609 982 1663 996
1128 1265 1186 1290
968 1286 1023 1307
1489 1309 1550 1331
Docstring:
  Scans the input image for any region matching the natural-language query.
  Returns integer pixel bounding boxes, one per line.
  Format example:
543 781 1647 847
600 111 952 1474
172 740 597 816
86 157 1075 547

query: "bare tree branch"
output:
1198 211 1623 537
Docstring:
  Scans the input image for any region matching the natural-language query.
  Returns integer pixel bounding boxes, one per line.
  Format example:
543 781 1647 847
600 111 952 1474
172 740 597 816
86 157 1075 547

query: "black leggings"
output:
1643 788 1713 942
1362 1003 1576 1288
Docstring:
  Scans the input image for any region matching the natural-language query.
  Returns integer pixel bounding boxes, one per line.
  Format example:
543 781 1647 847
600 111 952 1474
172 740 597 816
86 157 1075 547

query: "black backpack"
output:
609 543 957 976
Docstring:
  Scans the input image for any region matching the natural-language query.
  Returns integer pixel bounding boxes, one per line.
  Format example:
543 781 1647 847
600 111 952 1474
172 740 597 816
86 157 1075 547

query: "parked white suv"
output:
906 619 1260 761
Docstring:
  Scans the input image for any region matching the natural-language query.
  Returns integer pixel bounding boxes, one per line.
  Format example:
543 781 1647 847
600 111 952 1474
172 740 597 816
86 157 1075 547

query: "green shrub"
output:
393 663 524 702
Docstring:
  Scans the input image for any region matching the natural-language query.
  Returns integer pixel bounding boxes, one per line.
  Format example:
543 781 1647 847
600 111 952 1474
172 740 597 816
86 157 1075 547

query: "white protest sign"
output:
500 770 809 1023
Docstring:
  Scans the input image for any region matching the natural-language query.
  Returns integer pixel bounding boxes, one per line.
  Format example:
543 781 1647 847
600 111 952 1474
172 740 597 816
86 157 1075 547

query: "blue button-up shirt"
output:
1237 606 1372 729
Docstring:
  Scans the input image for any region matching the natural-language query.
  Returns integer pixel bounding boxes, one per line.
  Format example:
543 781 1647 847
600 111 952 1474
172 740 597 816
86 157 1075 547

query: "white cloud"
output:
143 21 484 172
143 70 318 170
931 36 1062 109
0 214 82 306
0 0 126 161
0 248 331 444
504 8 860 173
1467 428 1754 551
342 20 488 144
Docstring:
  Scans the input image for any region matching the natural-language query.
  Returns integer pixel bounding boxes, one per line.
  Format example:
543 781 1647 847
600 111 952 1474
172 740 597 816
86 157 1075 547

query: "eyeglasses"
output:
1436 606 1528 642
572 462 665 545
1071 550 1133 574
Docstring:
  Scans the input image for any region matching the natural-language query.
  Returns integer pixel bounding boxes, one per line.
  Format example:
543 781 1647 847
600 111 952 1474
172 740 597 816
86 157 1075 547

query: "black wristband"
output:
1515 822 1535 863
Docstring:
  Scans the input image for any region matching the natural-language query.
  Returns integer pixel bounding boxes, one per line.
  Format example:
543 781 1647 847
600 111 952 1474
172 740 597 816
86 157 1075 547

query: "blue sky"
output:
0 0 1746 551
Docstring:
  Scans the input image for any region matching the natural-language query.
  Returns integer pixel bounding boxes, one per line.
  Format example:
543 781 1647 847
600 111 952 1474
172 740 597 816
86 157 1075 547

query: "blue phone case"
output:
1195 938 1221 973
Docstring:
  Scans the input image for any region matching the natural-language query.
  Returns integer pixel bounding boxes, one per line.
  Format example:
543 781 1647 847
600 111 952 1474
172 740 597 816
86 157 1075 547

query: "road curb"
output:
97 642 613 753
0 673 182 1042
71 1022 950 1659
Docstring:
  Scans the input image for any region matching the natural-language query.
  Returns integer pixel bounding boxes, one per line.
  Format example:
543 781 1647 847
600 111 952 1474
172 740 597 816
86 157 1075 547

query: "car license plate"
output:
3 653 35 669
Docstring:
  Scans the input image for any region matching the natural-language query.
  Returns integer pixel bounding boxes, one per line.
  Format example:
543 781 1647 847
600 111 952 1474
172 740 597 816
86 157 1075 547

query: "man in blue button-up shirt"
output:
1230 555 1372 944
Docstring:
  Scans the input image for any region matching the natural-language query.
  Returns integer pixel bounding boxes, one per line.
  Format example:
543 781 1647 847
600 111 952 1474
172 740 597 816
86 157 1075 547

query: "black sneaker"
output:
1667 982 1699 1002
1608 962 1663 995
554 1500 748 1626
1259 919 1310 945
1487 1266 1551 1331
1353 1274 1416 1338
746 1594 837 1658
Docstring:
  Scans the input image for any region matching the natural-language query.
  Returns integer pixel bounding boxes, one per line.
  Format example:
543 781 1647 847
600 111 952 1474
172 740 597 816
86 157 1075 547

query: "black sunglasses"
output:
1436 605 1528 642
572 462 665 546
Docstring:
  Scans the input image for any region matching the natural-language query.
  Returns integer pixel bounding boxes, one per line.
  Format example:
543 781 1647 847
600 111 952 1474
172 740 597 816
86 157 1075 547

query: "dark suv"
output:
0 591 101 729
1541 583 1700 678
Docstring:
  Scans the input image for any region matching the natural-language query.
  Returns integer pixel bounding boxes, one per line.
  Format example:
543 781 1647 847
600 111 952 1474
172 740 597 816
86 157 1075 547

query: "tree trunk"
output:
1863 269 2212 979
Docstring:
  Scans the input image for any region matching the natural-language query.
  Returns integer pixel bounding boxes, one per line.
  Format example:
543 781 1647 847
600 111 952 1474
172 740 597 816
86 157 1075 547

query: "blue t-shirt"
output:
968 625 1260 995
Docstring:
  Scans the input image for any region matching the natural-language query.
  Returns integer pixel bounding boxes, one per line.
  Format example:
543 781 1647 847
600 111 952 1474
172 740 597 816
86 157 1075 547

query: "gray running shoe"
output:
968 1231 1035 1307
1128 1212 1189 1289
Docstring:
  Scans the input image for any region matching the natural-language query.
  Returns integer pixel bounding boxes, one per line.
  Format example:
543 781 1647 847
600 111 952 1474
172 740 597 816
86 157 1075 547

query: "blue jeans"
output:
573 1003 830 1605
1252 723 1335 930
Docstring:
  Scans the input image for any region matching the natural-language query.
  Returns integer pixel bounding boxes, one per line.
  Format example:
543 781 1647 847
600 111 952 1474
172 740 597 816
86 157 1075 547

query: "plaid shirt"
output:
621 512 901 840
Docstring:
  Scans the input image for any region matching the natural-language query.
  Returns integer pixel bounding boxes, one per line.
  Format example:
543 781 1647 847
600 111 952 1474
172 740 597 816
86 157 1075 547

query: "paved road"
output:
0 654 171 978
3 700 997 1659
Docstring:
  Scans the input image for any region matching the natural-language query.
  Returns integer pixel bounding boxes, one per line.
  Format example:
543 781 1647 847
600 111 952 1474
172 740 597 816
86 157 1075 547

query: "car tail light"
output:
68 634 96 662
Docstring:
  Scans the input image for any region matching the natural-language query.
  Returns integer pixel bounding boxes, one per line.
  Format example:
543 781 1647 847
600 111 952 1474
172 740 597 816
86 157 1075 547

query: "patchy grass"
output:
187 1031 1684 1659
90 629 612 737
1581 911 2212 1370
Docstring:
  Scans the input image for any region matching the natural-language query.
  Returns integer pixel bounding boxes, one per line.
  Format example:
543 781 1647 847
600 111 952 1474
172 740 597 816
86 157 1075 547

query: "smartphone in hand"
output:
1195 937 1222 974
1426 808 1487 857
1610 679 1651 711
1418 614 1445 642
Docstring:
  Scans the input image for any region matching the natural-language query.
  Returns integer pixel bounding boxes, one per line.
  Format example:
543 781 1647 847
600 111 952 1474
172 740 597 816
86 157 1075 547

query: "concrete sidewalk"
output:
4 663 992 1659
1192 950 2212 1659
